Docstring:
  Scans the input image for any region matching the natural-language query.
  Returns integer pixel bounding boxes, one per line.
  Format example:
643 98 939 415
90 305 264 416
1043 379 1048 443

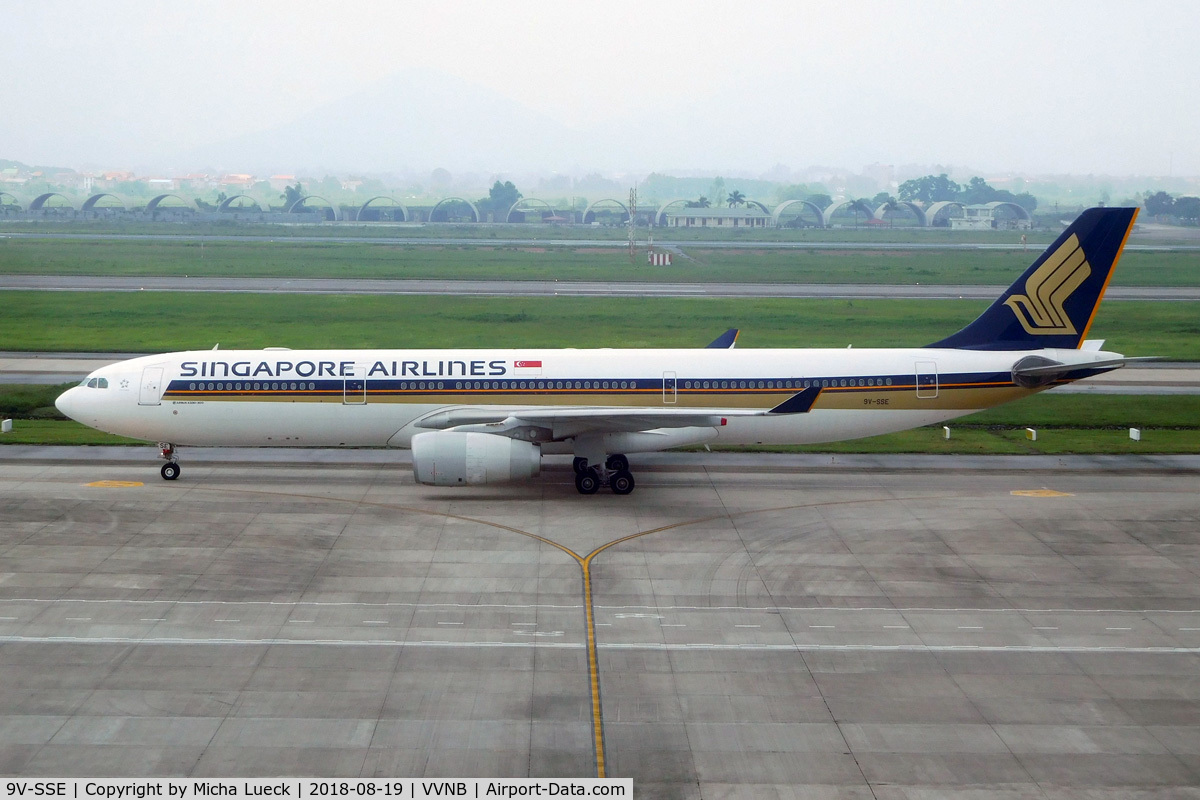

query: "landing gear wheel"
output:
572 457 588 475
605 453 629 472
610 470 635 495
160 462 180 481
575 467 600 495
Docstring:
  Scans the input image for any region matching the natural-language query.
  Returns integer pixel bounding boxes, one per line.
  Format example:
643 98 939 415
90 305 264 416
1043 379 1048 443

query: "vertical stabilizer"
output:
927 207 1138 350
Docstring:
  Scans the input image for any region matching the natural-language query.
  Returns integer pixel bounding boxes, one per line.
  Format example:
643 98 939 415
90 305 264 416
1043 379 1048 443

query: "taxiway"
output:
1 451 1197 794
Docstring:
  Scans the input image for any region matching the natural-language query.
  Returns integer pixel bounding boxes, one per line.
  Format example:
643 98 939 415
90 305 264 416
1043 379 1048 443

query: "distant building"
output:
178 174 216 191
664 208 772 228
96 170 135 189
951 203 1031 230
219 174 256 191
0 167 26 186
269 174 297 192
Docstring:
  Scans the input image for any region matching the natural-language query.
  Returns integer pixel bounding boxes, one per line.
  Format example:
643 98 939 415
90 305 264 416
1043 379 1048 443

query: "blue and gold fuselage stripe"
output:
163 365 1110 412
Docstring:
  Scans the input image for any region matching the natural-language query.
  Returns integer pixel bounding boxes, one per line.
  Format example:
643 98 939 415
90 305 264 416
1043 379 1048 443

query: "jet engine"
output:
411 431 541 486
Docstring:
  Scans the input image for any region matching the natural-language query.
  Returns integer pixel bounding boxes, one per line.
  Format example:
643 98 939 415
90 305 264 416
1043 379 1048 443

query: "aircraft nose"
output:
55 386 82 421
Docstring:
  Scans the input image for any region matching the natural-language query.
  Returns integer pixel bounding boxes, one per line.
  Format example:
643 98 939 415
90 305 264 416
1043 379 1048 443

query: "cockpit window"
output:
83 377 109 389
97 378 109 389
87 378 98 388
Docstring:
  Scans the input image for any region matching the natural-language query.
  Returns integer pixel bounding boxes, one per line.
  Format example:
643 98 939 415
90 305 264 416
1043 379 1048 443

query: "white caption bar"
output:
0 780 632 800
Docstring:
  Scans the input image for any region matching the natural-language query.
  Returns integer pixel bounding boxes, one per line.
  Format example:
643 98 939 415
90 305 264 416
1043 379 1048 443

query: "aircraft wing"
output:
415 386 821 438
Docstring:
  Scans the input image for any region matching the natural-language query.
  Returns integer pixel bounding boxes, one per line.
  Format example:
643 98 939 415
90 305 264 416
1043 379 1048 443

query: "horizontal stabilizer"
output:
1013 356 1158 378
767 386 822 415
705 329 739 349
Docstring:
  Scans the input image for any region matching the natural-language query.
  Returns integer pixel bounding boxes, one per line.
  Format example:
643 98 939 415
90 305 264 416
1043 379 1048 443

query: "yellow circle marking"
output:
85 480 144 488
1011 489 1074 497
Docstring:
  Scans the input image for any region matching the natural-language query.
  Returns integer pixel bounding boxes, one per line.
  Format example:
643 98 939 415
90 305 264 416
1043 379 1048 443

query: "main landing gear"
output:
158 442 180 481
572 453 636 496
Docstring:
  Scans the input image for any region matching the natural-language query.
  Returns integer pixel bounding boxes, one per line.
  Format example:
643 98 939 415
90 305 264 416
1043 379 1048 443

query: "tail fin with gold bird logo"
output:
927 207 1139 351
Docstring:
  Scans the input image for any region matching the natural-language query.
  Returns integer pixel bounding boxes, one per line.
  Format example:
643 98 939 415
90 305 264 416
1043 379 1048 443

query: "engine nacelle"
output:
412 431 541 486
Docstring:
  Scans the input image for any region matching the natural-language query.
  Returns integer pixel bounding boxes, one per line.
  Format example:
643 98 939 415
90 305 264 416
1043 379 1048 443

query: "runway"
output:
1 451 1198 792
4 273 1199 301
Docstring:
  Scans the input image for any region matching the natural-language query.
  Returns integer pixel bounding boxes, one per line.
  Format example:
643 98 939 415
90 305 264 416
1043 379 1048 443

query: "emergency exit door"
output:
915 360 939 399
139 367 164 406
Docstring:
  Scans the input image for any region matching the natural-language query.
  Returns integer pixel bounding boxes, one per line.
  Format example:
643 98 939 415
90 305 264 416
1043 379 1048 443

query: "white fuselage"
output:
55 345 1118 453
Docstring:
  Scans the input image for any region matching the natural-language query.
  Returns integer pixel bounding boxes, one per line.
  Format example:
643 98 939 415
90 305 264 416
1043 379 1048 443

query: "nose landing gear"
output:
158 442 180 481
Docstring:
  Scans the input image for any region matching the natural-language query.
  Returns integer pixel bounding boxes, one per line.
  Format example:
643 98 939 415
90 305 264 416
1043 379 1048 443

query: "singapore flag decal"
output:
514 359 542 375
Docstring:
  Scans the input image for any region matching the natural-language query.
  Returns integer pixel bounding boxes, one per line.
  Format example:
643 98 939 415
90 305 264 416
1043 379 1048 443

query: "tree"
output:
280 182 304 210
726 190 746 208
478 180 521 220
807 193 833 210
1144 191 1175 218
898 174 961 204
708 177 726 208
1174 196 1200 224
1011 192 1038 213
774 182 826 203
685 196 711 208
960 176 996 205
489 180 521 213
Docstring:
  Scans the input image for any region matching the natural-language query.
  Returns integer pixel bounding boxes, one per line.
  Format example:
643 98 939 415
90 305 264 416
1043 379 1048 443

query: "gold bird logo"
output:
1004 234 1091 335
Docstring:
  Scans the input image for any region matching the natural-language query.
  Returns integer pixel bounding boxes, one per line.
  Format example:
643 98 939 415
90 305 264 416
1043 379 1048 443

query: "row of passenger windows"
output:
452 380 635 391
189 382 317 392
185 378 896 393
682 378 894 389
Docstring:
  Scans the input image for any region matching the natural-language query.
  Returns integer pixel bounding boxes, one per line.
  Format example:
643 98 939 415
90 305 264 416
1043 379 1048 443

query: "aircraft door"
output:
915 360 938 399
344 366 367 405
663 371 677 404
139 367 164 406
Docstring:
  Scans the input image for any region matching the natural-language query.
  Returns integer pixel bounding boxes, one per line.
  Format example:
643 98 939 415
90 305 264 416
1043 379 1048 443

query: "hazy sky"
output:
3 0 1197 176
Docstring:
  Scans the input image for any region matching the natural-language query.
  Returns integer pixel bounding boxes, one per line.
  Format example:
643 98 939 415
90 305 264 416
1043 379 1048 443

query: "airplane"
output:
57 206 1141 495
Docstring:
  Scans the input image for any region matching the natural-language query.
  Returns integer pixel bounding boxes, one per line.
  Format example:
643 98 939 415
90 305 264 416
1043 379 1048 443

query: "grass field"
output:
1 291 1195 359
2 236 1196 286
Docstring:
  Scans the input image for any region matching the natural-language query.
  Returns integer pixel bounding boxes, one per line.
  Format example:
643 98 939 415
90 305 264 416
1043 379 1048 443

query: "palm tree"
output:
726 190 746 208
686 196 712 209
876 196 899 226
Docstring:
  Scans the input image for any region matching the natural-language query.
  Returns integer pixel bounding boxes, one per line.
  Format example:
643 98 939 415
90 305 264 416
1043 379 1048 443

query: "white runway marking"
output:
5 597 1200 615
2 634 1199 655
